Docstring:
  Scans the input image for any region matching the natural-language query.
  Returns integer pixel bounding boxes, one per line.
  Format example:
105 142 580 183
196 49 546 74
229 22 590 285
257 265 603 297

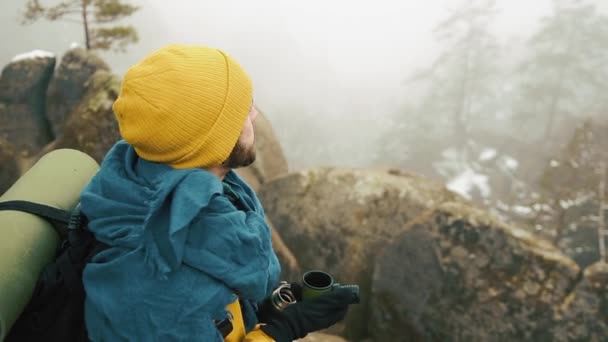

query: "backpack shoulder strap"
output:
0 200 71 235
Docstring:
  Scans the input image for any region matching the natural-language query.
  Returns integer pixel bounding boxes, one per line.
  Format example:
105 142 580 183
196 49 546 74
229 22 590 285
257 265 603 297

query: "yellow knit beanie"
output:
112 44 253 169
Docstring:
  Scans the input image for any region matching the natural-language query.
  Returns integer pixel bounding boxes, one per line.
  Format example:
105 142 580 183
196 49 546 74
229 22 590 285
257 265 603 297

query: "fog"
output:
1 0 607 173
2 0 608 278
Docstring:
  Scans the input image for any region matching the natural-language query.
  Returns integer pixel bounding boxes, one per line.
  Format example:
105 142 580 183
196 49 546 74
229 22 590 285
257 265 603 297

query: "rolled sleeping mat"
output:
0 149 99 340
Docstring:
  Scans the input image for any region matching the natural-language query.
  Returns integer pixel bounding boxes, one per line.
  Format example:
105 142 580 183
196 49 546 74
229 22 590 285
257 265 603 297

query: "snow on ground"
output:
11 50 55 63
503 156 519 170
447 167 491 200
560 199 575 209
512 205 533 215
479 148 497 161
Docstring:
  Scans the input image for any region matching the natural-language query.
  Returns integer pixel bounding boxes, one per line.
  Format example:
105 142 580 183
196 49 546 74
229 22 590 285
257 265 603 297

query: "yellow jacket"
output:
225 299 275 342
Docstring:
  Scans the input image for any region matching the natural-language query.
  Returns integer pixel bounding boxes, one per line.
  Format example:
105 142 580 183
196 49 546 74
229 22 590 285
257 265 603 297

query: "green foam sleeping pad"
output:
0 149 99 340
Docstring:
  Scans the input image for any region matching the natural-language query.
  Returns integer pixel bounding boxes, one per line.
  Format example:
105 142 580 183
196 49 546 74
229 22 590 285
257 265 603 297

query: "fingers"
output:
313 287 357 306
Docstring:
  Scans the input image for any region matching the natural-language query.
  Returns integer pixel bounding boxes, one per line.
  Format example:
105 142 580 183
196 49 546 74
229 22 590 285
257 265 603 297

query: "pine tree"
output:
411 0 501 142
22 0 139 52
530 118 608 267
514 0 608 142
598 162 607 263
378 0 502 177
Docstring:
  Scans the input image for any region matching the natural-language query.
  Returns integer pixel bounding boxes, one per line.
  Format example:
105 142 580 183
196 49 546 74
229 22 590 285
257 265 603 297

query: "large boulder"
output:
267 217 301 283
370 202 583 341
297 332 348 342
258 167 462 340
42 70 121 164
237 109 289 191
0 52 56 156
234 110 298 279
553 261 608 341
45 48 110 136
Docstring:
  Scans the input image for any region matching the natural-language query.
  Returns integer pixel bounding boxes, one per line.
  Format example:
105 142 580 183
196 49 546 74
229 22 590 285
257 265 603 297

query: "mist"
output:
2 1 608 338
3 0 592 170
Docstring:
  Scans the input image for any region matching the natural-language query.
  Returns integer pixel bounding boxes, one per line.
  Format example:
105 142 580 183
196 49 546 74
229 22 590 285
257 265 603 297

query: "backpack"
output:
0 200 108 342
0 201 236 341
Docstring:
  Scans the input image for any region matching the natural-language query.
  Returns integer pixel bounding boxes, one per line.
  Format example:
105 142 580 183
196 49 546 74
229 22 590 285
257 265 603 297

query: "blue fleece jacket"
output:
80 141 281 341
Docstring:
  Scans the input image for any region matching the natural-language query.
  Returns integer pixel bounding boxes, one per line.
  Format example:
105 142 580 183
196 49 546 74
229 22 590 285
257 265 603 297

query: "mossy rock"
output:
46 48 110 136
50 70 120 163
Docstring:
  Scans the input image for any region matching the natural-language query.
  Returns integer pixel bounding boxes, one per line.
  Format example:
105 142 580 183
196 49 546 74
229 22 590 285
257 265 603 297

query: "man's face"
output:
223 103 259 169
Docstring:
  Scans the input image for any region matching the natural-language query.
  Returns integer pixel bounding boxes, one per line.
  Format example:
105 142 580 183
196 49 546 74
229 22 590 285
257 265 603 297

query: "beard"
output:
223 139 257 169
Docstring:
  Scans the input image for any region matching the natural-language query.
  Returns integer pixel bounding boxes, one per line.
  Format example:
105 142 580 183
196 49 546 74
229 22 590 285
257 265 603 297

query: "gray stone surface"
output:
259 168 461 340
370 202 582 341
0 54 56 156
48 70 120 164
45 48 109 136
0 138 20 194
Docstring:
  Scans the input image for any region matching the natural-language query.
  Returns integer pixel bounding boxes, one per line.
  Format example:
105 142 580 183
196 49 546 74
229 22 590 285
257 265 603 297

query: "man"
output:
80 45 355 341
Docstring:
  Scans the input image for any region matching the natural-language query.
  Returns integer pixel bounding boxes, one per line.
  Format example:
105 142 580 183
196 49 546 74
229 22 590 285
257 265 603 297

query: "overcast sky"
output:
1 0 605 169
112 0 556 119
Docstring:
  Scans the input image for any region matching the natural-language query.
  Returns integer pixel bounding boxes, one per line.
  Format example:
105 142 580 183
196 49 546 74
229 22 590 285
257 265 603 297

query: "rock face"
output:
266 217 301 282
233 110 298 279
236 110 289 191
0 138 20 194
45 48 110 136
258 168 462 339
370 202 583 341
260 168 606 341
297 332 348 342
553 261 608 341
0 54 56 156
48 71 121 164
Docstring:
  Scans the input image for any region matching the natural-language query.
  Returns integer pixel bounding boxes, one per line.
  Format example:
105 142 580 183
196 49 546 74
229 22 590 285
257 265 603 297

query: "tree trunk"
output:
542 65 566 142
81 0 91 50
543 26 575 143
453 36 472 146
599 162 607 263
543 94 560 142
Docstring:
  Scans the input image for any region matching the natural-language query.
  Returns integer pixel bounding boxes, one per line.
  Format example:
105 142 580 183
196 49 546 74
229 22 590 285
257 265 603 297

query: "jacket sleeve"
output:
242 324 275 342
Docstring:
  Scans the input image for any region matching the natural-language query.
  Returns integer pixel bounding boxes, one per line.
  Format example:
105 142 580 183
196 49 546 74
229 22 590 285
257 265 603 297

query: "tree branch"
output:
56 17 84 24
90 24 138 52
93 0 139 23
22 0 45 25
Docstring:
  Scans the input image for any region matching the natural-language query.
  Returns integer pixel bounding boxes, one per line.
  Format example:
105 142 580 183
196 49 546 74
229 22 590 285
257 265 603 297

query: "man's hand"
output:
259 284 355 342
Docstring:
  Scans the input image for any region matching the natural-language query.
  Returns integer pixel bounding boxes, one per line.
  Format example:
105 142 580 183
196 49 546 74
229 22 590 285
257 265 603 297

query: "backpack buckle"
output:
214 311 234 338
67 204 86 231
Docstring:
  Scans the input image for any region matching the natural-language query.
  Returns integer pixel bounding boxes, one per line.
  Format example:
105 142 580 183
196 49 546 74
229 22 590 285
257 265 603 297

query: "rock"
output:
234 110 298 281
370 202 583 341
0 52 55 103
0 138 20 194
267 217 301 283
296 332 349 342
258 168 461 340
553 261 608 341
45 48 110 136
237 109 289 191
0 54 56 156
47 70 120 164
236 167 262 192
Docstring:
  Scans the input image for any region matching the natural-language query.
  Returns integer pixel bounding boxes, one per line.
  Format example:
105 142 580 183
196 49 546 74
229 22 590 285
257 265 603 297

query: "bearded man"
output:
80 45 355 342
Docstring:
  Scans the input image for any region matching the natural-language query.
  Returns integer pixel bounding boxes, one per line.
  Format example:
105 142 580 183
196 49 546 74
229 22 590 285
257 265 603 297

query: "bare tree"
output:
599 162 607 263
